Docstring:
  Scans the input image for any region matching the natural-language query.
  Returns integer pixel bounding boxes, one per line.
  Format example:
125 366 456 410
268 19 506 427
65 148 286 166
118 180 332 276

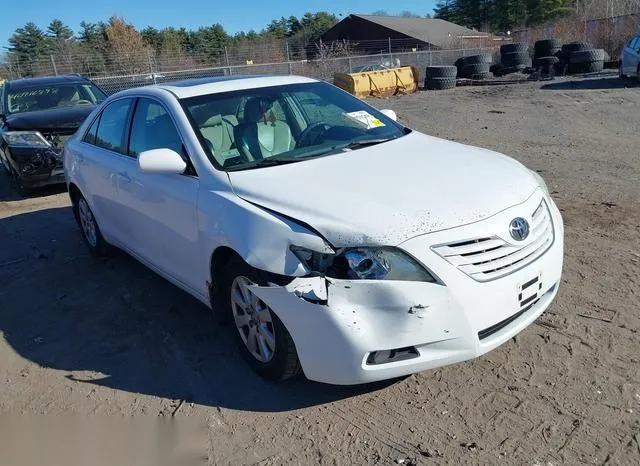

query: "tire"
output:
562 42 591 60
220 256 302 382
571 49 605 64
489 63 502 73
425 65 457 79
534 56 560 68
502 51 530 67
533 39 562 53
554 61 567 76
462 53 492 65
535 39 562 57
496 66 524 76
460 63 490 77
501 42 529 55
582 60 604 73
72 194 111 256
470 72 492 80
425 77 456 90
536 47 561 59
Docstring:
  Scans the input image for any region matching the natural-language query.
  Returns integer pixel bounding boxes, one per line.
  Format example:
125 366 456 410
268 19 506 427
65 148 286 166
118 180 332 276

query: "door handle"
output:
118 171 132 183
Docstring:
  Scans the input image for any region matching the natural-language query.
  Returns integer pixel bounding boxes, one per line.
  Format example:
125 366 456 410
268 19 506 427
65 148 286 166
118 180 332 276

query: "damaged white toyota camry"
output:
65 75 563 385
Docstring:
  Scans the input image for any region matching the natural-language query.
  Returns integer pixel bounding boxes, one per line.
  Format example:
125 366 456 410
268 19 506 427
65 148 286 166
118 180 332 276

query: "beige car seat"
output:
199 114 239 159
234 98 294 159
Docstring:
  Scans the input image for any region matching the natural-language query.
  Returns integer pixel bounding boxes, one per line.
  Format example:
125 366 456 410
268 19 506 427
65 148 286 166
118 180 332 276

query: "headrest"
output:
201 114 223 127
243 98 264 124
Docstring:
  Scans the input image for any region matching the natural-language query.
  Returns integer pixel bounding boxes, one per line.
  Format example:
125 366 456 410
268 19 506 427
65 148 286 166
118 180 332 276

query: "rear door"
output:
76 98 135 244
116 97 201 293
623 36 639 75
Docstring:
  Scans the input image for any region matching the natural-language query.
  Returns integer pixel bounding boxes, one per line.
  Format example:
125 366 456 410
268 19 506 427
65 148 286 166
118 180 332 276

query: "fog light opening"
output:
366 346 419 365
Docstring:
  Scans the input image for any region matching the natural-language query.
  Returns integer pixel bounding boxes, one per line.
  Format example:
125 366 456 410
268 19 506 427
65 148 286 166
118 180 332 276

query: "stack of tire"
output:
563 42 606 74
454 54 492 80
532 39 561 76
496 43 531 76
424 66 457 90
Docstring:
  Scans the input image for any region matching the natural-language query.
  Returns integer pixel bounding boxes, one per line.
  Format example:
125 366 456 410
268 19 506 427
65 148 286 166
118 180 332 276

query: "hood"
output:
228 132 539 247
5 106 95 132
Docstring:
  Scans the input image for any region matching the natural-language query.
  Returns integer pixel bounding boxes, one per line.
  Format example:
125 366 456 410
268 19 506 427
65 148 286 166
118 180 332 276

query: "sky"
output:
4 0 438 47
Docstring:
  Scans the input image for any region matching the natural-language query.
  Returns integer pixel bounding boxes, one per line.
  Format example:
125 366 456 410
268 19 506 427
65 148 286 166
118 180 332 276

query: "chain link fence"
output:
1 38 499 95
91 47 497 95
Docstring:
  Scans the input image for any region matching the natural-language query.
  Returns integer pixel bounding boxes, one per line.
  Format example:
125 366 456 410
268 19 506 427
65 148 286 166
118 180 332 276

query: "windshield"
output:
181 81 406 171
7 83 107 115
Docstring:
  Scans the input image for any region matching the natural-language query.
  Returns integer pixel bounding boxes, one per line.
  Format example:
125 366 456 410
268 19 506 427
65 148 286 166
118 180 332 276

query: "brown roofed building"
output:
320 14 491 51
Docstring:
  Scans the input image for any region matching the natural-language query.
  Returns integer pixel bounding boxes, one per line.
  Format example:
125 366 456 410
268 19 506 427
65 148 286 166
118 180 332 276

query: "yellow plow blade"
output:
333 66 420 98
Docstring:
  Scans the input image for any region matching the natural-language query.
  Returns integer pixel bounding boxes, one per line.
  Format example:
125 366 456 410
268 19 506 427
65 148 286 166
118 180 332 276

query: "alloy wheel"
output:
78 198 98 247
230 276 276 363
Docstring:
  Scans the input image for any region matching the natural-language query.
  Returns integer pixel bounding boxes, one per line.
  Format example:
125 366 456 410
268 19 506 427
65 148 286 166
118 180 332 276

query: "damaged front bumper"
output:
251 270 560 385
8 146 65 188
249 194 564 385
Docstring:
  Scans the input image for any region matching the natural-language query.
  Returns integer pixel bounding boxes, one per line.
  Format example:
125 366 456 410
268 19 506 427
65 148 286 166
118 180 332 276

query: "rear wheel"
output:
221 257 302 382
73 195 111 256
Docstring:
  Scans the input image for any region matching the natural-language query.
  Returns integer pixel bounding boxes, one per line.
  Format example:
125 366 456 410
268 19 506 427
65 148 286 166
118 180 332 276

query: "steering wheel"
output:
297 123 331 148
75 100 93 105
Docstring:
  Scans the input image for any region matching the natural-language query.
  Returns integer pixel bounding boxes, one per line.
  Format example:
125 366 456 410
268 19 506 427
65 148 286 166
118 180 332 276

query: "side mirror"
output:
380 109 397 122
138 148 187 174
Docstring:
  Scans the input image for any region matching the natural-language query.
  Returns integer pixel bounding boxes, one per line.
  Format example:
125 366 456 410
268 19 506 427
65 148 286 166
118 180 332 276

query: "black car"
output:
0 75 107 194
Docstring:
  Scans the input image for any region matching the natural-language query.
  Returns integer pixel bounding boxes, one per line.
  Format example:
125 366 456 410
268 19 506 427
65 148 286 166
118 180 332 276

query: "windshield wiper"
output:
338 137 396 151
227 157 301 171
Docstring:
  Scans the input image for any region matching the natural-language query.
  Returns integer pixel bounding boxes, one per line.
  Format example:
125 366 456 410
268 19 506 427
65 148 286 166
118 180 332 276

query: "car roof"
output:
6 74 90 91
154 75 319 99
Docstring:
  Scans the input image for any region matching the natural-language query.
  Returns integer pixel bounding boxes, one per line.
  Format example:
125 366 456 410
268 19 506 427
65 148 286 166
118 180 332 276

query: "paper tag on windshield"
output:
344 111 386 129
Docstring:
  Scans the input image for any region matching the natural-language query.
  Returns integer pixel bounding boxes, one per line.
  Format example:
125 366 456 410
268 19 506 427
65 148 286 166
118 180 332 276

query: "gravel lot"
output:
1 74 639 465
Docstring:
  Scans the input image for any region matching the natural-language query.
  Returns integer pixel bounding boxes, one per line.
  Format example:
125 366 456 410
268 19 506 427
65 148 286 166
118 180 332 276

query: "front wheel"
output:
73 195 111 256
220 257 302 382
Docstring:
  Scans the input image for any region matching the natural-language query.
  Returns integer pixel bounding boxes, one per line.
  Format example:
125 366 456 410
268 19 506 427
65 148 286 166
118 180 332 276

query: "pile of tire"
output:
569 48 606 74
557 42 603 74
532 39 562 75
424 66 457 90
495 43 530 76
454 54 492 80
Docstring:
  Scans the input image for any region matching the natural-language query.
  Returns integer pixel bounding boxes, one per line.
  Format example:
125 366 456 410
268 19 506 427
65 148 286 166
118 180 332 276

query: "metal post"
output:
50 55 58 76
286 40 293 74
348 57 353 73
388 37 393 65
224 46 231 75
146 49 155 84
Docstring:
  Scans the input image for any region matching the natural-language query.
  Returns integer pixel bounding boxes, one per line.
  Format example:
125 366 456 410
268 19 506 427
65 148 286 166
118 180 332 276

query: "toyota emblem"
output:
509 217 530 241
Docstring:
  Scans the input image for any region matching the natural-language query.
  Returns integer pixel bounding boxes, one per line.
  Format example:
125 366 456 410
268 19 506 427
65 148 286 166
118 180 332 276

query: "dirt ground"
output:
1 74 639 465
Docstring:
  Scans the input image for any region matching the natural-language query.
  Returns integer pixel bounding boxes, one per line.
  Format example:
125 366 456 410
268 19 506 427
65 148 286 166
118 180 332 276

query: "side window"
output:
129 98 185 157
83 115 100 145
94 98 133 153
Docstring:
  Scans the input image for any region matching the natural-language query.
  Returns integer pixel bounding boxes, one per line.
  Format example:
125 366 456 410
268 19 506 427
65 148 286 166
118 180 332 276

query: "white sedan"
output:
64 75 563 385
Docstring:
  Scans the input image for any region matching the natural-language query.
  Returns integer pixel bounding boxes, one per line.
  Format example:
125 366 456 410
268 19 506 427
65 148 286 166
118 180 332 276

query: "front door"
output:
116 97 202 294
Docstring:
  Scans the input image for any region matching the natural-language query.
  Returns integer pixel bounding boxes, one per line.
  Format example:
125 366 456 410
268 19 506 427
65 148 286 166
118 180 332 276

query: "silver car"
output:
620 33 640 79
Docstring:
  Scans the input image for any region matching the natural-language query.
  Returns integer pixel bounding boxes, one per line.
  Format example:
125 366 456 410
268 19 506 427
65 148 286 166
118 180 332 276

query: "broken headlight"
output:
2 131 51 148
291 246 436 282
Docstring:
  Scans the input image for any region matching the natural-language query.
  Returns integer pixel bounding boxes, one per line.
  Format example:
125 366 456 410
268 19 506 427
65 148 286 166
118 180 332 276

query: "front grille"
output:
432 200 554 282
